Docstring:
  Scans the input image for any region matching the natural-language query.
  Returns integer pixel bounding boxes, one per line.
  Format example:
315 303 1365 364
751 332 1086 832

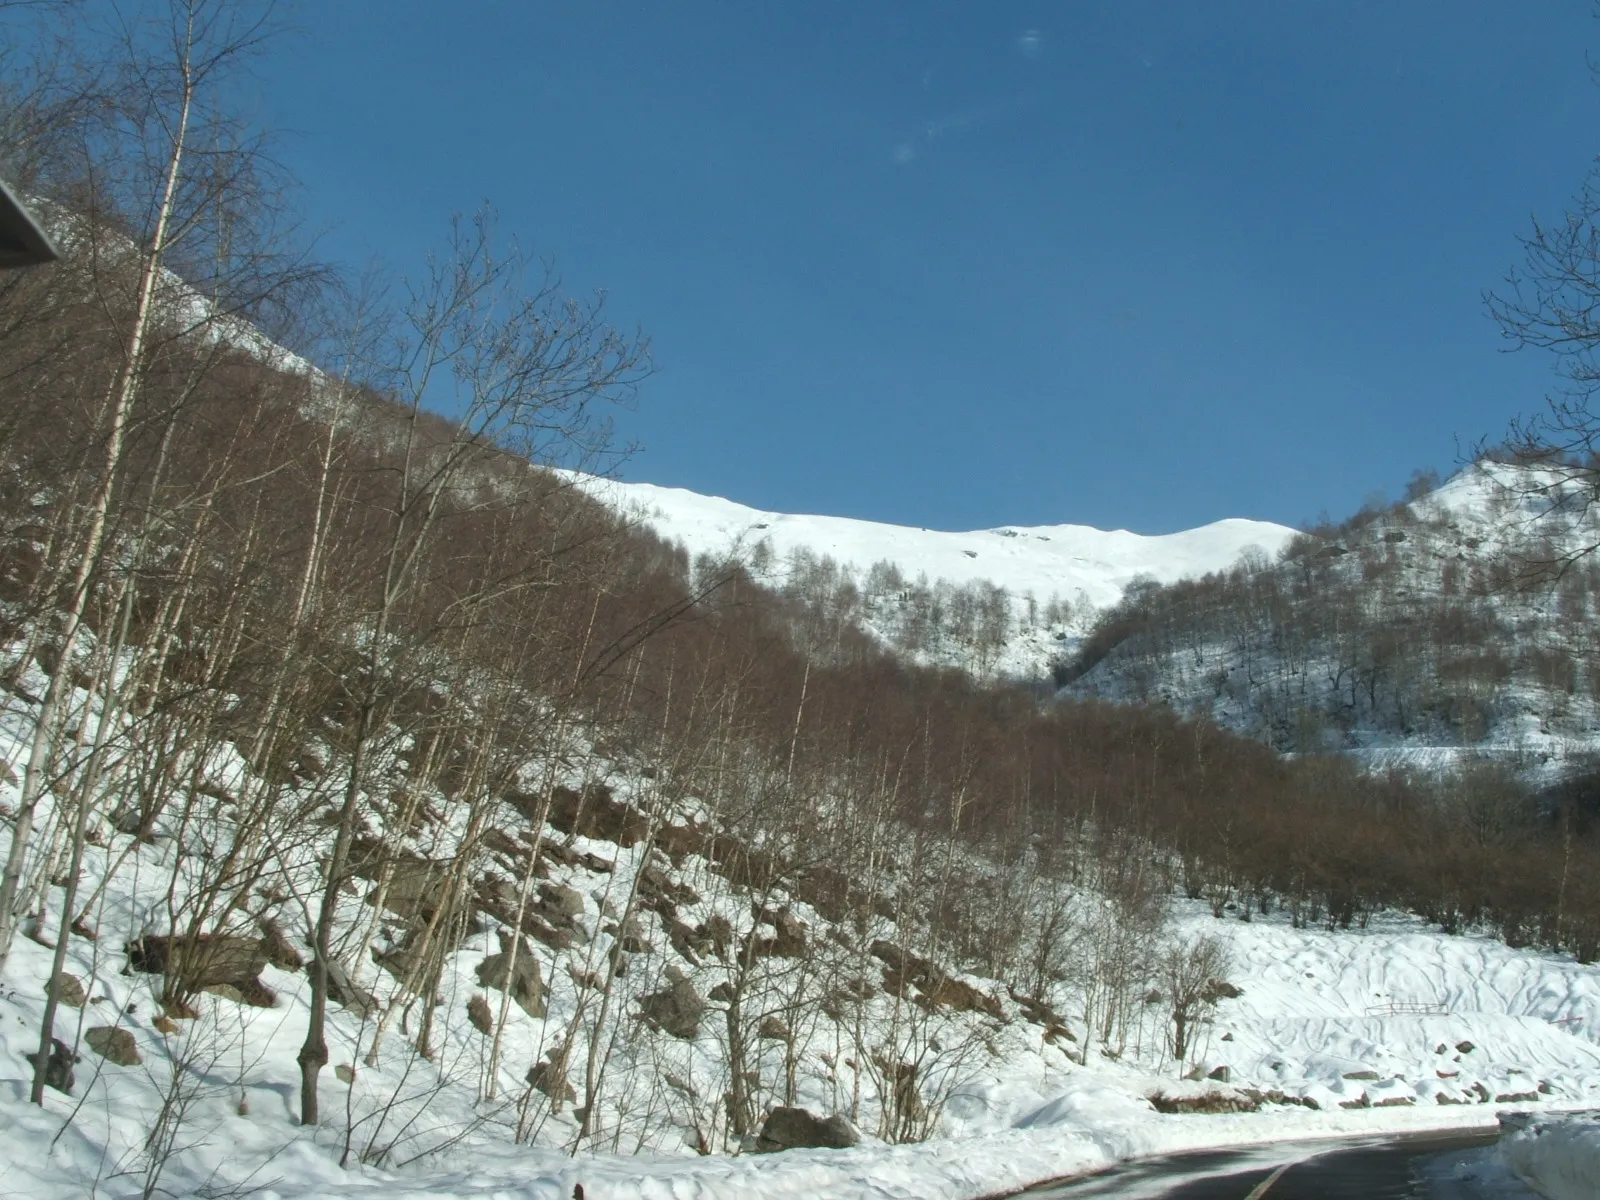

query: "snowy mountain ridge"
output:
568 473 1299 679
1063 461 1600 781
571 474 1298 612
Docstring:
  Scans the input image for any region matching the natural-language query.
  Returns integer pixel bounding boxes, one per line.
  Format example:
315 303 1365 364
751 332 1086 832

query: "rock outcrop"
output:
754 1106 860 1153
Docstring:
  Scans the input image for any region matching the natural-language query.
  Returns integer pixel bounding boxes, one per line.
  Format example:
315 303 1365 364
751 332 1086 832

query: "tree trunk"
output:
0 46 194 972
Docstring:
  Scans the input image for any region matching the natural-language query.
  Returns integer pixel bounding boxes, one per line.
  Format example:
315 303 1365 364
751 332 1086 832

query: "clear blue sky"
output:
256 1 1600 533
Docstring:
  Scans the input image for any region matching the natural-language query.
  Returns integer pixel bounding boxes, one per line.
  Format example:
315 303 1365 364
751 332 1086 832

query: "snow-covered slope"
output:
5 848 1594 1200
1502 1111 1600 1200
569 474 1298 679
4 493 1597 1200
575 475 1296 613
1063 462 1600 779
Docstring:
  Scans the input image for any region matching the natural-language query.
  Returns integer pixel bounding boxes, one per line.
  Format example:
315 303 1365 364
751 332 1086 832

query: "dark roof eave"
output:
0 178 59 268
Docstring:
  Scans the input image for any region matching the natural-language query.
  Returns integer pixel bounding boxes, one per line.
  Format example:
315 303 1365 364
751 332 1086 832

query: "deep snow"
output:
1500 1111 1600 1200
5 847 1599 1198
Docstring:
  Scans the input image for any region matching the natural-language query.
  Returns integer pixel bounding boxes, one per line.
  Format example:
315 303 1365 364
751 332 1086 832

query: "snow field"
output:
565 474 1296 610
1185 913 1600 1112
1500 1111 1600 1200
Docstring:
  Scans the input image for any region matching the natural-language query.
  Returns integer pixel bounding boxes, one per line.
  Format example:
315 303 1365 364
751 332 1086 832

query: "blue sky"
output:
257 2 1600 533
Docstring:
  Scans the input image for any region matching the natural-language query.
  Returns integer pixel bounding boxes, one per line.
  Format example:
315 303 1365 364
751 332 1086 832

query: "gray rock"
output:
540 884 587 919
258 916 303 971
755 1106 860 1153
773 908 807 955
84 1025 141 1067
476 930 546 1018
639 967 705 1040
528 1050 576 1109
603 914 653 955
49 972 87 1009
467 993 494 1035
1495 1089 1540 1104
372 933 443 994
325 957 377 1019
363 854 451 922
127 933 275 1007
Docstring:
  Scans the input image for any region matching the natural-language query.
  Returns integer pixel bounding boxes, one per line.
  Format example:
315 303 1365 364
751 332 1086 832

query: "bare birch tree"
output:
1 0 300 973
296 209 647 1125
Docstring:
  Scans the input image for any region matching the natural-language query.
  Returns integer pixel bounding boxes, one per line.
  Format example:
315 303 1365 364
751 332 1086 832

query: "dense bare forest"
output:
1060 466 1600 771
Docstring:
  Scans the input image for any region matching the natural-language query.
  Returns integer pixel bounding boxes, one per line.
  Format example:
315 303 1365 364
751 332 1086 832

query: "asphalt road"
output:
1017 1130 1540 1199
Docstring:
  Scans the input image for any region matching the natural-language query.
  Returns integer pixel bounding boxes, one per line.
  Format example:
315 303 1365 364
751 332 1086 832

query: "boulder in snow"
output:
754 1106 860 1153
48 971 86 1008
638 965 704 1040
24 1037 79 1093
476 930 547 1018
127 933 275 1007
84 1025 141 1067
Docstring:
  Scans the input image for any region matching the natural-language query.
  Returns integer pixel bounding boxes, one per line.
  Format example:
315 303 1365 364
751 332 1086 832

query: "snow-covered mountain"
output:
1062 462 1600 782
570 473 1299 678
574 475 1297 610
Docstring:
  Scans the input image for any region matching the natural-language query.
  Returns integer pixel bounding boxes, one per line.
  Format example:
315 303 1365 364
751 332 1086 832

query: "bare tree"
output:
0 0 303 973
294 209 647 1126
1486 139 1600 572
1162 933 1231 1071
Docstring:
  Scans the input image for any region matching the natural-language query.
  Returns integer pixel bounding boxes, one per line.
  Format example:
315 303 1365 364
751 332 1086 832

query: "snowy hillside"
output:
570 473 1298 679
1063 462 1600 782
18 45 1600 1198
5 661 1599 1199
573 475 1297 611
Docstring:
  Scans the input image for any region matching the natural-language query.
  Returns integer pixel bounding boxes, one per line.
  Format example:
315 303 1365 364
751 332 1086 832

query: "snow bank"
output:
1500 1111 1600 1200
232 1103 1514 1200
0 1059 1516 1200
1192 911 1600 1110
1 894 1587 1200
